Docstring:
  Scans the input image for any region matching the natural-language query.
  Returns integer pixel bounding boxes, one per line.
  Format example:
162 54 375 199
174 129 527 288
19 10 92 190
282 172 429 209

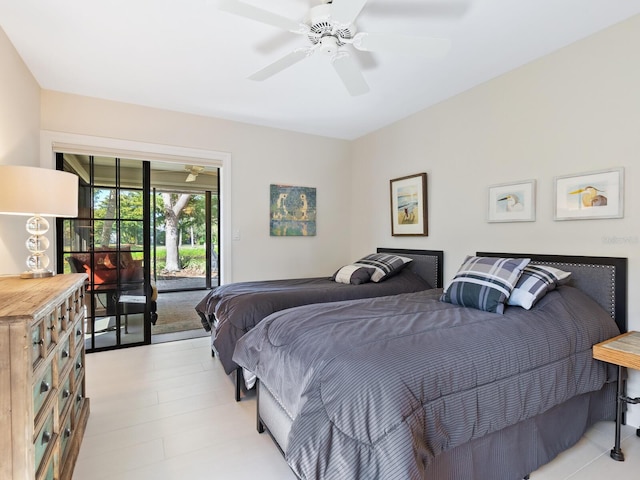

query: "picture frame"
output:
270 184 317 236
390 173 428 236
554 168 624 221
487 179 536 223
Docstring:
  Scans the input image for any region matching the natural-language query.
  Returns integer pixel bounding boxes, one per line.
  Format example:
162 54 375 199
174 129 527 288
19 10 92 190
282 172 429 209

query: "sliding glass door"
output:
57 156 221 347
57 154 151 352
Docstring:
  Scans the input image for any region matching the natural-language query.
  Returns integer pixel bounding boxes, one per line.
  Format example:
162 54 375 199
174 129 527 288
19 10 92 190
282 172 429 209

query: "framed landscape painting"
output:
390 173 428 236
270 184 317 236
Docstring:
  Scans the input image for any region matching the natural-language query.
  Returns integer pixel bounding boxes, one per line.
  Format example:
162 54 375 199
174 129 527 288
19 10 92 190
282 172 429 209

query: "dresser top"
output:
0 274 87 321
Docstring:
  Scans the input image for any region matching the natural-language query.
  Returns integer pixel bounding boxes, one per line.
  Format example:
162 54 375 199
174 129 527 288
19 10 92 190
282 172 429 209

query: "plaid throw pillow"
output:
354 253 412 283
440 256 530 314
507 264 572 310
331 265 375 285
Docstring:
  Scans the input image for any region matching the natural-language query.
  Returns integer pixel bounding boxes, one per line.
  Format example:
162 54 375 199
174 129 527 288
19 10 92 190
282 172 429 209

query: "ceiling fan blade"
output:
365 1 470 18
352 32 451 58
331 51 369 96
219 0 309 34
249 48 312 81
331 0 369 26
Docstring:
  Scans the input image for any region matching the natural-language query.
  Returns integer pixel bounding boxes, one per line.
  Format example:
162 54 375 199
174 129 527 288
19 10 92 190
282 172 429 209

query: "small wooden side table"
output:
593 331 640 461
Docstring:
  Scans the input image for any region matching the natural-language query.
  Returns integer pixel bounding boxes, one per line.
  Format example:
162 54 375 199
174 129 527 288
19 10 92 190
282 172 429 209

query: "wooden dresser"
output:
0 274 90 480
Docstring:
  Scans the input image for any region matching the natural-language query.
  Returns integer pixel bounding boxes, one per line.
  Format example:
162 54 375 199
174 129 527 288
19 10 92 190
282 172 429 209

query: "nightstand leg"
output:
611 366 625 461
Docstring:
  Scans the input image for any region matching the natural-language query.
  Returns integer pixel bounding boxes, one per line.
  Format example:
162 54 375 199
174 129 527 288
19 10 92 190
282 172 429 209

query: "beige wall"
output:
0 27 41 273
350 15 640 425
2 14 640 425
40 92 352 282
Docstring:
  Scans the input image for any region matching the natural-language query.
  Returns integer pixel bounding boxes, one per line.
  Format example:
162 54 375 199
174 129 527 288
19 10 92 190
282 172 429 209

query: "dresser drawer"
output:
58 334 72 373
73 316 84 348
73 348 84 385
69 286 85 322
45 309 62 340
33 362 54 423
60 410 73 465
34 408 55 475
59 370 73 420
31 319 46 368
74 377 86 426
57 298 70 332
43 313 57 352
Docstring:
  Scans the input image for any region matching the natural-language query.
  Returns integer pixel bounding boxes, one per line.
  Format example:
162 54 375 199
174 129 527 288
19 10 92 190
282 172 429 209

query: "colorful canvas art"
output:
270 184 317 236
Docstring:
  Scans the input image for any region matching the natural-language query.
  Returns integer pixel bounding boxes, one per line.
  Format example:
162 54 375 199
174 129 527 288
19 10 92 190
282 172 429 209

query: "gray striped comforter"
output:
233 286 619 480
196 269 432 374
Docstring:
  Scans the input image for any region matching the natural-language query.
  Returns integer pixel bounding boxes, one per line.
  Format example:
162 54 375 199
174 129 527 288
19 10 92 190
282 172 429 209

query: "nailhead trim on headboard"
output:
531 261 616 320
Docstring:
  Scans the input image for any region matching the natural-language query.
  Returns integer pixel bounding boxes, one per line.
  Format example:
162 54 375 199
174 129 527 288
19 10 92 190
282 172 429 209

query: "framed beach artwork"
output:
487 180 536 223
270 184 317 236
554 168 624 221
390 173 428 236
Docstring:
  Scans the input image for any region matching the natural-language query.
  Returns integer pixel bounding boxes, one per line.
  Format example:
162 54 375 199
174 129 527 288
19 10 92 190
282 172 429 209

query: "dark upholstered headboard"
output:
477 252 627 334
378 248 444 289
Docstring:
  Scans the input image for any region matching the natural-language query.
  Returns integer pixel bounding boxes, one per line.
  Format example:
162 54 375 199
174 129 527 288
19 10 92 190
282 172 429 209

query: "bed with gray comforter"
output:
233 253 626 480
196 248 442 376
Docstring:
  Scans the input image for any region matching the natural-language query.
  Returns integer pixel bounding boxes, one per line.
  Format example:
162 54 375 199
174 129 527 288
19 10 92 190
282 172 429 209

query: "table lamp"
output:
0 165 78 278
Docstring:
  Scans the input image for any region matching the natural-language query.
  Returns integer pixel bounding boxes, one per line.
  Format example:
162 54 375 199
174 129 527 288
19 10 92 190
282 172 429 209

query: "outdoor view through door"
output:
57 154 220 351
153 191 219 292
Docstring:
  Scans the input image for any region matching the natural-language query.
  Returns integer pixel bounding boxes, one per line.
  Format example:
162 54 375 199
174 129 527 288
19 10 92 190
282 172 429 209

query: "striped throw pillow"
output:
332 265 375 285
440 256 530 314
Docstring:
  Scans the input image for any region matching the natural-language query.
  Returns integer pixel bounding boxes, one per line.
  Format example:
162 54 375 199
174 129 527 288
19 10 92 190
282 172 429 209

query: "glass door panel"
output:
58 154 151 352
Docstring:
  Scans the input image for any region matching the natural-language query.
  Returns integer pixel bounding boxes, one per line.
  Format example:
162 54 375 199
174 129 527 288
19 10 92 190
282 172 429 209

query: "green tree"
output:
162 193 191 271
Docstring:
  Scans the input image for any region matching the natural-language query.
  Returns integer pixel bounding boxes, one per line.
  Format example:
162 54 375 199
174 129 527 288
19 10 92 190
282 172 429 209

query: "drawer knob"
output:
67 306 72 312
63 389 71 399
62 349 69 358
76 329 82 336
64 428 72 438
47 323 56 331
59 314 66 321
33 339 44 346
76 361 82 370
40 381 50 394
76 394 83 403
41 431 51 445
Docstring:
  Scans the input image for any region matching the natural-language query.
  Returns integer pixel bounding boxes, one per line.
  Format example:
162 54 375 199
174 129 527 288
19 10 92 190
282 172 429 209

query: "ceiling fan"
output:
184 165 205 182
220 0 452 96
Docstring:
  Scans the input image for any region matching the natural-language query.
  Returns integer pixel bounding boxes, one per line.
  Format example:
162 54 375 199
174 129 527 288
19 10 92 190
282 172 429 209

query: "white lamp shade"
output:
0 166 78 217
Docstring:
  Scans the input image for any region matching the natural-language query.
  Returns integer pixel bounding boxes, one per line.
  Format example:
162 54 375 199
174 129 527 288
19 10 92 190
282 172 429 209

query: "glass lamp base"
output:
20 270 55 279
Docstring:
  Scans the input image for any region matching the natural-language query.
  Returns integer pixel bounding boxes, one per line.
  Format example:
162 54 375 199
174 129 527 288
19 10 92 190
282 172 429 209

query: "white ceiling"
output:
1 0 639 140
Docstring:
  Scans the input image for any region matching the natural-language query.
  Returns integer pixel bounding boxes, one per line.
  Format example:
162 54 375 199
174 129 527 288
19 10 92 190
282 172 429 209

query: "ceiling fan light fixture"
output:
320 36 339 55
184 165 205 183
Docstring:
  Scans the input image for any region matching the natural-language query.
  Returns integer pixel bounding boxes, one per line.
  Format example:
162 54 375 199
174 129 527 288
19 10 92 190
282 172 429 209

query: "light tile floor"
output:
73 337 640 480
